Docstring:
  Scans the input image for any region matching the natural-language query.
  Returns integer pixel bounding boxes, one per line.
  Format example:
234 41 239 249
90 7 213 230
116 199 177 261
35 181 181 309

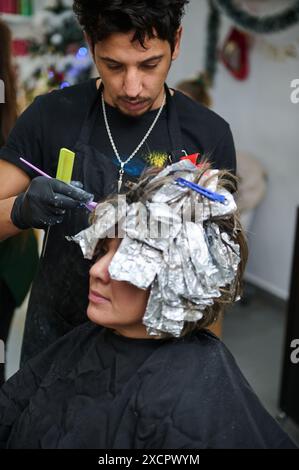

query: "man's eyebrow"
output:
99 55 164 65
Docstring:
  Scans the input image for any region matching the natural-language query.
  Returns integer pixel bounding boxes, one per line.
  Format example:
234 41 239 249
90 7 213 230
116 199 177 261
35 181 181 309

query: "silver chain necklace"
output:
101 92 166 192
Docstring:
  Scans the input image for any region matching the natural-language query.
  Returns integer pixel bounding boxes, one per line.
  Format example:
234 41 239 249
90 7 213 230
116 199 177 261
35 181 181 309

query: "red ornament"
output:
221 27 250 81
12 39 29 57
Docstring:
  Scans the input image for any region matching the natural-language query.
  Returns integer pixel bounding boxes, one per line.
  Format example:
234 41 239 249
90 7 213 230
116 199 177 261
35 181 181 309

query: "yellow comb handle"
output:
56 148 75 184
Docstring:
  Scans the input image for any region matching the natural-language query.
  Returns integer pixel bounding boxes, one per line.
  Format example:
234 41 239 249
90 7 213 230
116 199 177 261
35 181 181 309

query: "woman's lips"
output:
89 291 110 304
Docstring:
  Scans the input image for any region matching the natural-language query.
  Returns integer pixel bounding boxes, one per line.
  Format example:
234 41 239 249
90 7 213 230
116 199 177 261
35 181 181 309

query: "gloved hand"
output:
11 176 94 230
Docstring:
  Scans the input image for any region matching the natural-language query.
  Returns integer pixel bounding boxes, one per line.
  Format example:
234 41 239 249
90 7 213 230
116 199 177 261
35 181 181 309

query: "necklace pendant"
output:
102 90 166 194
118 168 125 193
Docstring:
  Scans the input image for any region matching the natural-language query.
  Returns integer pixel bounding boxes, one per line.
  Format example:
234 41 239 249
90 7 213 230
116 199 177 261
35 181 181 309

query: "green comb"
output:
42 148 76 259
56 148 75 183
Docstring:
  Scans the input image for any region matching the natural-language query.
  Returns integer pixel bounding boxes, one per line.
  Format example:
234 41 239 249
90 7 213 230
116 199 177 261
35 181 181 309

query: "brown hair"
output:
92 161 248 337
0 19 17 146
176 73 212 108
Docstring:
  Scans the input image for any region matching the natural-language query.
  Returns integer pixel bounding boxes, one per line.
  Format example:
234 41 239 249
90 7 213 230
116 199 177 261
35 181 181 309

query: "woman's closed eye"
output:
92 238 120 263
92 243 108 262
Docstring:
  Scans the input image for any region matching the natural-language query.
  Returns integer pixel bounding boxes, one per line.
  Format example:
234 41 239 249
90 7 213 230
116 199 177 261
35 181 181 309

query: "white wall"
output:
168 0 299 299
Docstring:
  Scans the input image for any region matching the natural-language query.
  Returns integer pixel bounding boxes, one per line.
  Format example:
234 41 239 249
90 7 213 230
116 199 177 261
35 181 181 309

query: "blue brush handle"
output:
176 178 227 204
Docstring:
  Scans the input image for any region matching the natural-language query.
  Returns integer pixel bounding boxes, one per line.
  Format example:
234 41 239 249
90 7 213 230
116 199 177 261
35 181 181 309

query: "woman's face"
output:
88 238 151 338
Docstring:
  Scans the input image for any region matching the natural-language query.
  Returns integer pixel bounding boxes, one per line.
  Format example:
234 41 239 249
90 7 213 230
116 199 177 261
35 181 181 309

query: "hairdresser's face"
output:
87 29 182 117
88 238 151 338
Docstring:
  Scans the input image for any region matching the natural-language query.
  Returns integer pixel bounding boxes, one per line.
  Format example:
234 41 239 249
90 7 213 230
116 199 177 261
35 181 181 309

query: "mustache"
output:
119 97 150 104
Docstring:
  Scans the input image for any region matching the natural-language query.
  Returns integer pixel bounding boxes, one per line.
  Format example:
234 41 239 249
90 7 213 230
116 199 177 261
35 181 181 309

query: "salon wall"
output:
168 0 299 300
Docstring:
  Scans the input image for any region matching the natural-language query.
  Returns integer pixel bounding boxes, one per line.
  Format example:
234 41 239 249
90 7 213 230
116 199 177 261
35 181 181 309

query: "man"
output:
0 0 236 364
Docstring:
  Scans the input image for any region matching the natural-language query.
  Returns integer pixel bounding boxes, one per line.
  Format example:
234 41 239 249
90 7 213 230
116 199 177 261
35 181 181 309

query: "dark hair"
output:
73 0 189 52
176 73 213 108
0 19 17 146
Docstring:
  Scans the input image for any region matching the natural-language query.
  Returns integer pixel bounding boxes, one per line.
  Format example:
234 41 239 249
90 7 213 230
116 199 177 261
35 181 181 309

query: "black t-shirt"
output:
0 324 296 449
0 78 236 180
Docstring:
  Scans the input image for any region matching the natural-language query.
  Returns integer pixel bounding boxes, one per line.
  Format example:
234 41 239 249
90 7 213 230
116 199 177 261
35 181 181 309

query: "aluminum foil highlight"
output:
69 161 241 337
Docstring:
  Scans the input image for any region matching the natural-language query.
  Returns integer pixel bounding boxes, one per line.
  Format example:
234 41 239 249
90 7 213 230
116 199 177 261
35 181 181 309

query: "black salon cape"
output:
0 324 295 449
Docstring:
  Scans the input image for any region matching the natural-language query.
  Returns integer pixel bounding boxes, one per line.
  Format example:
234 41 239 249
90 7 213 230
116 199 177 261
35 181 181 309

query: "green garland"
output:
214 0 299 34
205 0 299 84
205 0 221 85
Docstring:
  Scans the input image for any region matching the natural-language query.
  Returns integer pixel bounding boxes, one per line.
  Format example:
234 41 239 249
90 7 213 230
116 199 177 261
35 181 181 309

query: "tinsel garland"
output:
213 0 299 34
205 0 299 84
205 0 221 84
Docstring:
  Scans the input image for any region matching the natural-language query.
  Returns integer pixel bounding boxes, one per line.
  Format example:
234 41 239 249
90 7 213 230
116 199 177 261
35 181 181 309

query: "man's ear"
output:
84 31 95 60
172 26 183 61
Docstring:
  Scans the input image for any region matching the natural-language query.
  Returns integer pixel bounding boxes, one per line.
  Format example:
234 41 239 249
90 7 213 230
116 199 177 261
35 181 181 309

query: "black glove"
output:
11 176 94 230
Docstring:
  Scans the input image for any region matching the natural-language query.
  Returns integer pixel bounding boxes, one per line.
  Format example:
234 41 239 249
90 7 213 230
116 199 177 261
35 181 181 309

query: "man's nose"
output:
123 69 142 98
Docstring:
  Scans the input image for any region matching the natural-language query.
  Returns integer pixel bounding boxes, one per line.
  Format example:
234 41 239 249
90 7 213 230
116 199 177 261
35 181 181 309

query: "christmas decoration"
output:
214 0 299 34
205 0 299 84
19 0 93 108
221 27 250 80
205 0 221 85
30 0 86 56
256 36 299 62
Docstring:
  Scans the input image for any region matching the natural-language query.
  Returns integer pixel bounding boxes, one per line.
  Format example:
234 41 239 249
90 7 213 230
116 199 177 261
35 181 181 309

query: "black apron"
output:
21 84 186 365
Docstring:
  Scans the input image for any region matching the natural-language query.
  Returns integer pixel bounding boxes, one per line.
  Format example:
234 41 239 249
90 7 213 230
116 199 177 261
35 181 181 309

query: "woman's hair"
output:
73 0 189 52
176 73 212 108
0 19 17 146
93 161 248 337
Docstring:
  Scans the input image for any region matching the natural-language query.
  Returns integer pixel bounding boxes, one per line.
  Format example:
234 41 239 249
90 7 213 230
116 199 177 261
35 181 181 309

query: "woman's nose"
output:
90 255 111 284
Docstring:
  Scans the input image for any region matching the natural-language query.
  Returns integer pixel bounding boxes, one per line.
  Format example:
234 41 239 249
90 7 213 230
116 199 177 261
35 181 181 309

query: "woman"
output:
0 159 296 449
0 19 39 385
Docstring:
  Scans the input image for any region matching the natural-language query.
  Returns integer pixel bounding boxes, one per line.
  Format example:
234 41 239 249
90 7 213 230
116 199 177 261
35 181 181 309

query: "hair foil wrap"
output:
69 161 241 337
